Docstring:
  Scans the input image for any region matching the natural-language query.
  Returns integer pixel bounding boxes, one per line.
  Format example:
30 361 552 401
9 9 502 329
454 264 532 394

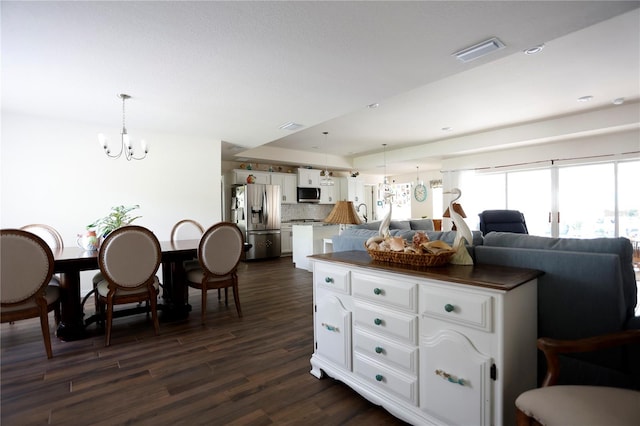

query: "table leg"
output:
56 271 88 341
159 260 191 321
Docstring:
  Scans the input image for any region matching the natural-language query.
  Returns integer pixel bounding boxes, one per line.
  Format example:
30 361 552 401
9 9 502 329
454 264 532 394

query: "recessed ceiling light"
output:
524 44 545 55
453 37 505 63
442 127 453 132
613 97 625 105
577 95 594 102
368 103 379 109
279 122 304 131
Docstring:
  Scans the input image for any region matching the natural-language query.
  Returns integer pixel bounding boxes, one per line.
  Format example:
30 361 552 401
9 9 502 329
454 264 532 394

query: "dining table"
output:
52 239 200 341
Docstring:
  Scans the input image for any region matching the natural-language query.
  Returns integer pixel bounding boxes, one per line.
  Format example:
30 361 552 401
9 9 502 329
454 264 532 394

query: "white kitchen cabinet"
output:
346 176 365 204
281 223 293 255
310 252 539 426
292 224 339 271
270 172 297 204
319 182 340 204
229 169 270 185
298 168 321 188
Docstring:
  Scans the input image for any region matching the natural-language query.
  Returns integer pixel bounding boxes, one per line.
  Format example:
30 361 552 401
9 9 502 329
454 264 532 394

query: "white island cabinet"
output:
291 224 339 271
310 252 540 426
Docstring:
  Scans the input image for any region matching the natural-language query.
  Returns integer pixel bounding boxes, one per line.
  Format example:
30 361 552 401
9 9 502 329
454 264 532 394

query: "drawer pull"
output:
324 277 334 283
435 369 465 386
321 322 339 332
375 374 384 382
375 346 384 354
374 318 383 326
373 287 382 295
444 303 455 313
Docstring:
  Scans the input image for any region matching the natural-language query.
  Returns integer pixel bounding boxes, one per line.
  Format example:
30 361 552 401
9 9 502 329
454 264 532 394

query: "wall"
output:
1 112 221 244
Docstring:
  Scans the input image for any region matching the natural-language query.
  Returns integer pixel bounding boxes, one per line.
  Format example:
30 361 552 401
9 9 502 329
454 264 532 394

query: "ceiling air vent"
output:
279 122 304 131
453 37 505 63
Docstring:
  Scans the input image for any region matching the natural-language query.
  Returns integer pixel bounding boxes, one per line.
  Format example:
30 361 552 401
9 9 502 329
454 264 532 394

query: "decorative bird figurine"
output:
444 188 473 248
378 202 392 239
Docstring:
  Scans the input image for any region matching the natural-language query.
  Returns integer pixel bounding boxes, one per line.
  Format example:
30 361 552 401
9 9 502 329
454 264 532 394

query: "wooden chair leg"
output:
201 287 207 325
232 284 242 317
105 301 114 347
224 288 229 306
39 310 53 359
149 291 159 335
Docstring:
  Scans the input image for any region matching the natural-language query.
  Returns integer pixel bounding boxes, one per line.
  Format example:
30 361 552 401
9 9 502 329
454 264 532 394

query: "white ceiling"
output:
2 1 639 174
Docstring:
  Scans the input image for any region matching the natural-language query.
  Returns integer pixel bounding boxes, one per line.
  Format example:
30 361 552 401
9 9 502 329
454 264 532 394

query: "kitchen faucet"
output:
356 203 368 223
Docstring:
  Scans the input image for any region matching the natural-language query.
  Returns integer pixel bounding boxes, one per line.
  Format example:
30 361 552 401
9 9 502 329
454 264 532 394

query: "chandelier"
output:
379 143 394 201
319 131 334 186
98 94 148 161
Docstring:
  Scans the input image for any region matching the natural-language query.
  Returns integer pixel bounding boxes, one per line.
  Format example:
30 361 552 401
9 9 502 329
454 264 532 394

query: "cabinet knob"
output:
375 346 384 354
374 318 382 326
373 287 382 295
375 374 384 382
444 303 455 313
325 277 334 283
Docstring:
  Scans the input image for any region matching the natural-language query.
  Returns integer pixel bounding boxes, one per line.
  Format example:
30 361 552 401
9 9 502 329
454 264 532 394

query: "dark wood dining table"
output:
52 239 199 341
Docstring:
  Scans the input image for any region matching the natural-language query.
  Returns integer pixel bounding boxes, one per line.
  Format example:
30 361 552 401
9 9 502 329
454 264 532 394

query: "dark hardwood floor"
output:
1 257 407 425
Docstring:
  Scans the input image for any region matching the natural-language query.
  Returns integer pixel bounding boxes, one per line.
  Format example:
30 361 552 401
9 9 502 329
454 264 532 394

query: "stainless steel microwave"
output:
297 187 321 203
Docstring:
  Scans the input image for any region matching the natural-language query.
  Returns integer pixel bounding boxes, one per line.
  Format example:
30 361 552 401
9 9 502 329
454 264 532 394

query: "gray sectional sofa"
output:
331 224 639 388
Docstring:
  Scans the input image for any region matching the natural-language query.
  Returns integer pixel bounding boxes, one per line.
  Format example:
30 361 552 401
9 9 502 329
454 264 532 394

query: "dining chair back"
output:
1 229 60 358
170 219 205 242
96 225 162 346
186 222 244 324
20 224 64 250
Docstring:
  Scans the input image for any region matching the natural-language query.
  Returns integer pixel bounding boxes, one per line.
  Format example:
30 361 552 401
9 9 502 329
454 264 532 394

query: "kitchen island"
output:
308 251 541 426
291 222 339 271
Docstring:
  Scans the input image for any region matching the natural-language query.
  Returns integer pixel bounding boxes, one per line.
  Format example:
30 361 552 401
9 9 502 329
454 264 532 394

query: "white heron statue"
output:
444 188 473 248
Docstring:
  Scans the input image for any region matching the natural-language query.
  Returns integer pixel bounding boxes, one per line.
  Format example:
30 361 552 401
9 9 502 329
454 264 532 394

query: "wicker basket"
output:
365 244 455 267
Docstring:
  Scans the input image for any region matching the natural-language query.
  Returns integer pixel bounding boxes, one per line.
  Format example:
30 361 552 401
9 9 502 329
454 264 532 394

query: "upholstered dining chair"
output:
515 330 640 426
1 229 60 358
171 219 205 272
21 223 64 286
95 225 162 346
186 222 244 324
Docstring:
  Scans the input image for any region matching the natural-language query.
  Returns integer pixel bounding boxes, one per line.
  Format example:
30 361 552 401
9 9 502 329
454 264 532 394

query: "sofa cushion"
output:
409 219 434 231
483 233 636 318
390 220 411 230
353 221 380 231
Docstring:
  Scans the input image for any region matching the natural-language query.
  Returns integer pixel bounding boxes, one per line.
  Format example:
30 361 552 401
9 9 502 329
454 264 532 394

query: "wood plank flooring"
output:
1 257 407 425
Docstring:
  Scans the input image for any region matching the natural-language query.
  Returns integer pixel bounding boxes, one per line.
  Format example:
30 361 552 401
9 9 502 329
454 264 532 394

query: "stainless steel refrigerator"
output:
231 184 281 260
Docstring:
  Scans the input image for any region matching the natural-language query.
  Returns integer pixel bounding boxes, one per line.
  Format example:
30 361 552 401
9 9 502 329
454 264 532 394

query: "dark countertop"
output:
309 250 542 291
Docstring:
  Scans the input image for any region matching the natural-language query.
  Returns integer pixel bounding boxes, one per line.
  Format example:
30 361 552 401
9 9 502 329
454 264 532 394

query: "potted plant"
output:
86 204 142 239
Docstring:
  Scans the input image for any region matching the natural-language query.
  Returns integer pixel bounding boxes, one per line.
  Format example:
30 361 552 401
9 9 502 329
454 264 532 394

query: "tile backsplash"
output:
282 204 334 222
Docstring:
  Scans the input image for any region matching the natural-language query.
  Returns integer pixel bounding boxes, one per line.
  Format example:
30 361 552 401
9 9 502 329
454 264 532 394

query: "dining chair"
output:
21 223 64 286
515 330 640 426
186 222 244 324
171 219 205 272
1 229 60 358
95 225 162 346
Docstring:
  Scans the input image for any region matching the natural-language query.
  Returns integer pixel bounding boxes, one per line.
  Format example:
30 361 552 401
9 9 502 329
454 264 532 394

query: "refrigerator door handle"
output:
263 188 268 224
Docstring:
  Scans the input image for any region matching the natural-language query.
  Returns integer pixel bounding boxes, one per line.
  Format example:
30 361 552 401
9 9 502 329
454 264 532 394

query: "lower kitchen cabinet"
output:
310 253 539 426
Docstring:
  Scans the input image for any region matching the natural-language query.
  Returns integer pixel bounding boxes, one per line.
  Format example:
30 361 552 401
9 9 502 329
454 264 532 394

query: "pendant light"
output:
319 131 334 186
98 93 149 161
379 143 394 201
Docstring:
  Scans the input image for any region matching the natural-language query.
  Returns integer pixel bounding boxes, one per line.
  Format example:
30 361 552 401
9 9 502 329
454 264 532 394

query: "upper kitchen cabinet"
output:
344 176 365 204
270 172 297 204
230 169 270 185
320 177 342 204
298 168 321 188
